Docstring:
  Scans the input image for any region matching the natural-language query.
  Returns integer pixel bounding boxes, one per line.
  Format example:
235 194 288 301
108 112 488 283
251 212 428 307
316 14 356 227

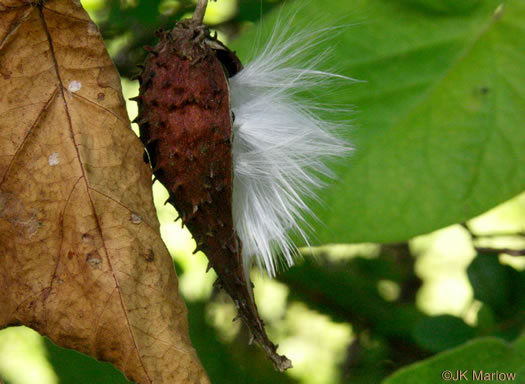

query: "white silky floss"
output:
229 22 354 278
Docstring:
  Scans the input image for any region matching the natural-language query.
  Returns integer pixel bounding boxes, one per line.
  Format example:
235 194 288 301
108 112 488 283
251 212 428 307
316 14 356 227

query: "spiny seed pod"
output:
135 1 352 372
134 14 292 371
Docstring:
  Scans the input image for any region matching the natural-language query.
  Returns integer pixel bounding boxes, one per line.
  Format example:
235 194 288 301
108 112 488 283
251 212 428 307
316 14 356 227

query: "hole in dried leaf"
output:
86 252 102 268
68 80 82 93
87 22 98 35
47 152 60 166
130 213 142 224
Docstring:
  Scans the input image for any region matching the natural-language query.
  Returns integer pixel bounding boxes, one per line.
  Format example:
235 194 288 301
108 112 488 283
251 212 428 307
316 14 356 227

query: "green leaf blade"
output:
382 335 525 384
233 0 525 243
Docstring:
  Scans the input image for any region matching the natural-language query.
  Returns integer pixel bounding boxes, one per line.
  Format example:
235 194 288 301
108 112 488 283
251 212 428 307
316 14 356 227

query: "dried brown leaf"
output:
0 1 209 383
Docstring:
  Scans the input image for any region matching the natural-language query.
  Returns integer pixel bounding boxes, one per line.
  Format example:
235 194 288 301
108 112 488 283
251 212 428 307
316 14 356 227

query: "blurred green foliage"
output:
90 0 282 78
2 0 524 383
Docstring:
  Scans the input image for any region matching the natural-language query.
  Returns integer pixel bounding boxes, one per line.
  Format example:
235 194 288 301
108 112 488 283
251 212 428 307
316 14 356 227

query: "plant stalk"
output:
192 0 208 24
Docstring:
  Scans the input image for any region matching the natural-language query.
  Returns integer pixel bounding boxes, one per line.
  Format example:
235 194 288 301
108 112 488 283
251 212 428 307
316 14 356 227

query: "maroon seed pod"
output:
134 14 292 371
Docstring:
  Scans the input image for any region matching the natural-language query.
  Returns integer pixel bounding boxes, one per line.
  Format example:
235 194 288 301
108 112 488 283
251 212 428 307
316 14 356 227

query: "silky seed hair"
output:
229 16 355 278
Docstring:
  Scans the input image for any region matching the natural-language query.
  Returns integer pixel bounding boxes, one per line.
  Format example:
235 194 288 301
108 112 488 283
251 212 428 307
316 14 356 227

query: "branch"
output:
461 222 525 239
474 247 525 256
192 0 209 24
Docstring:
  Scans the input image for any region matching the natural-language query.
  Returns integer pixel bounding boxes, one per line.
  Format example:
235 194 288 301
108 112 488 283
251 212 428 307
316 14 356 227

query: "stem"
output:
462 223 525 256
462 222 525 239
192 0 208 24
474 247 525 256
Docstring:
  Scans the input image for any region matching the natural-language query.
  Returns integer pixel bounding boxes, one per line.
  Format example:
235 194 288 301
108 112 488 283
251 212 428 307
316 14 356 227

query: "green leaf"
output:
44 337 133 384
397 0 482 14
382 334 525 384
468 253 511 313
468 253 525 325
476 304 497 334
233 0 525 243
412 315 476 353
